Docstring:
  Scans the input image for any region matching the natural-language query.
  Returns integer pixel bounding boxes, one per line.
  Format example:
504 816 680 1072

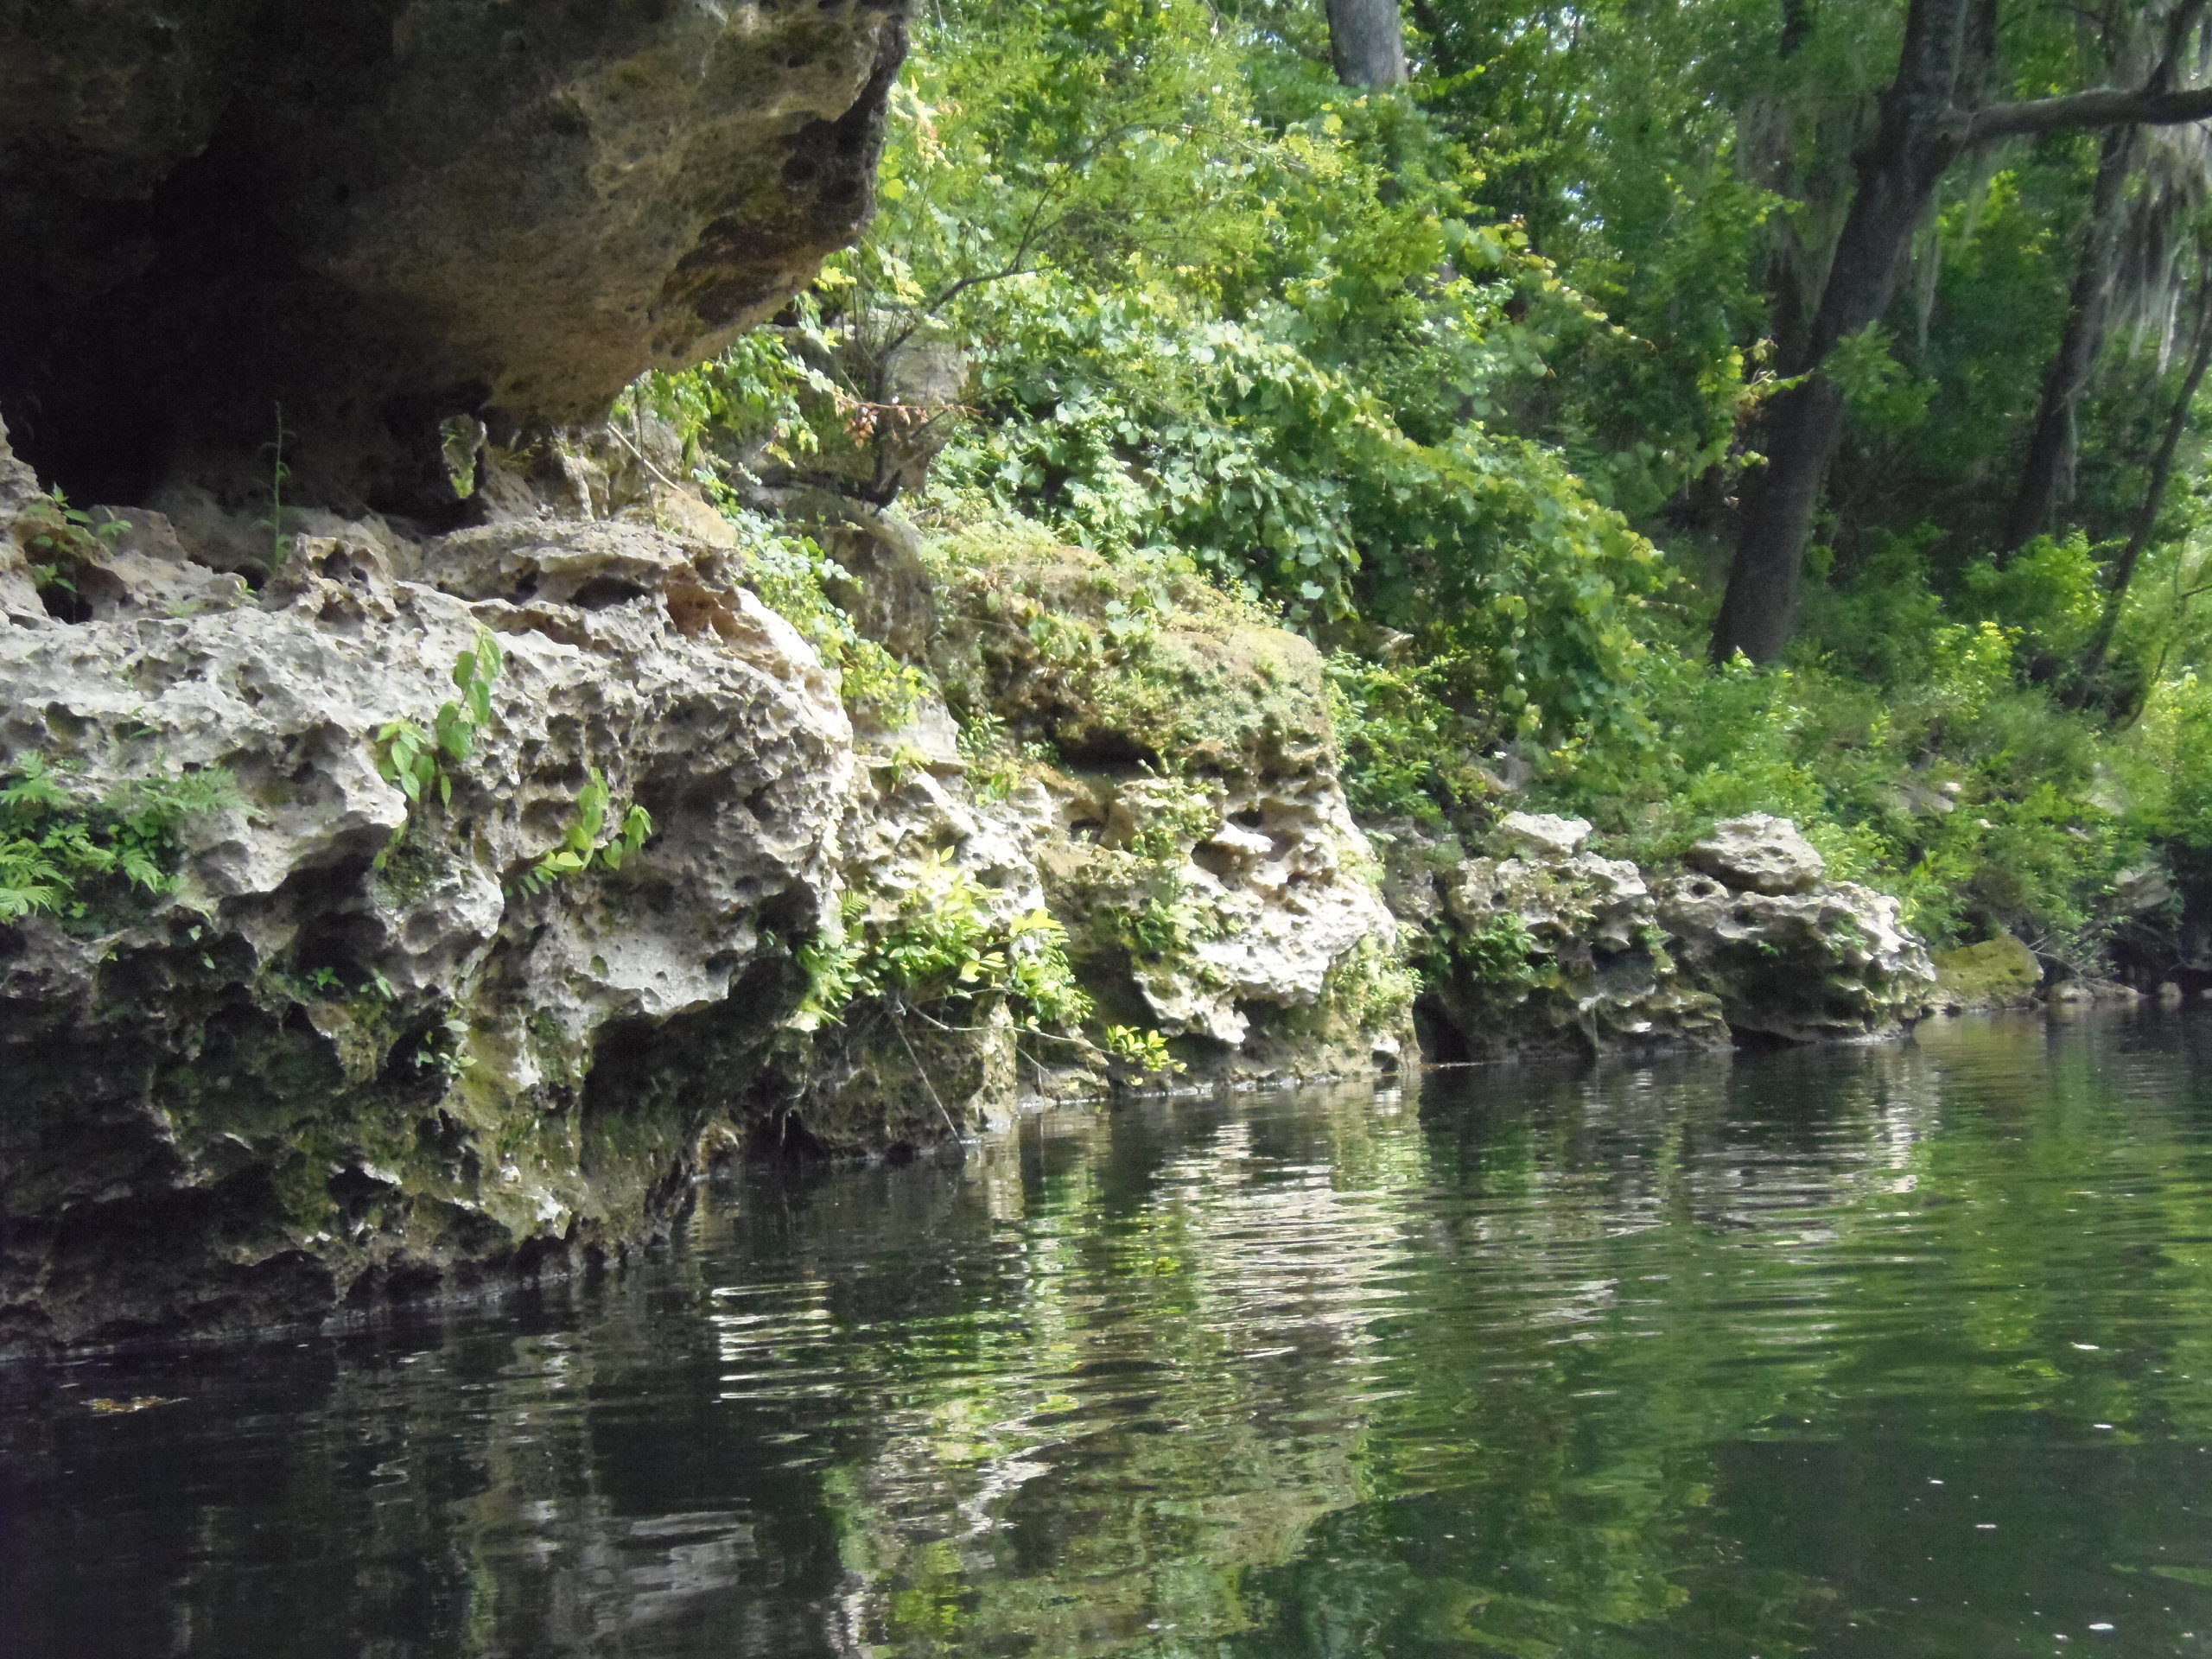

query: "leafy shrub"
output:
623 328 837 485
1446 915 1542 993
795 852 1092 1035
1325 653 1498 826
794 851 1183 1077
1540 569 2145 953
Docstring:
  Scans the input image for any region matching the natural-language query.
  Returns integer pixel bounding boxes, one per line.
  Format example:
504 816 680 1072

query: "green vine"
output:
512 769 653 895
373 627 503 810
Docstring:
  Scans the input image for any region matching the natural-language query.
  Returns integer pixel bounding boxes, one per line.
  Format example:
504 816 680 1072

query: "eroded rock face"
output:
757 524 1412 1121
0 1 911 510
1687 814 1826 895
1657 871 1936 1042
767 739 1051 1149
1412 814 1936 1057
0 493 852 1356
0 458 1421 1352
925 532 1408 1083
1421 817 1729 1059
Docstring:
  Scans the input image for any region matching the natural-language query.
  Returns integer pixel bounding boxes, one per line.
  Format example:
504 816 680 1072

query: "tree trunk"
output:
1325 0 1408 90
1780 0 1815 58
2000 130 2136 556
2073 278 2212 696
1711 0 1985 664
1407 0 1459 76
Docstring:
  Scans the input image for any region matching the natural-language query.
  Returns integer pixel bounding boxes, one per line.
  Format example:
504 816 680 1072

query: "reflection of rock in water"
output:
17 1021 2202 1659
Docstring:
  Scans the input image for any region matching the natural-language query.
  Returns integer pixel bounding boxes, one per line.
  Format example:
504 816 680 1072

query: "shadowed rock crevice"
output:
0 0 912 512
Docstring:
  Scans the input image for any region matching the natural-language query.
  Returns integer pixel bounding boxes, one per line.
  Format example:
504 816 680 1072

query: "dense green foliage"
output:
657 0 2212 978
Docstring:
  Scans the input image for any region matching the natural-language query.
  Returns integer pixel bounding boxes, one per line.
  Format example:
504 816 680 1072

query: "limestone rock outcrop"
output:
1656 868 1936 1042
0 449 1413 1352
757 524 1411 1122
1408 812 1936 1058
1688 813 1827 894
1418 815 1729 1058
0 1 911 510
1 485 855 1355
924 530 1407 1082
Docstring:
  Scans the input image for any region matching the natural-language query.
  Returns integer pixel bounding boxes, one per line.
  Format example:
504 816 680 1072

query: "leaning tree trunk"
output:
1326 0 1408 89
2000 126 2137 556
1710 0 1985 664
1711 0 2212 663
2073 276 2212 696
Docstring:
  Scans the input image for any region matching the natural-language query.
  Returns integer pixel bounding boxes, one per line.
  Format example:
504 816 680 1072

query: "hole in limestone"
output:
270 854 380 985
759 885 817 943
39 588 94 632
1413 993 1471 1065
569 575 650 610
1192 842 1242 881
1054 730 1160 772
746 1109 828 1162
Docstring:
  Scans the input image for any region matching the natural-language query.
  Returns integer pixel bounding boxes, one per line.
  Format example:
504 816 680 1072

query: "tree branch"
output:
1967 82 2212 145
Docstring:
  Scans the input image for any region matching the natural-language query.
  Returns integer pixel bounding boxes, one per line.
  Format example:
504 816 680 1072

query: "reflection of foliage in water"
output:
16 1019 2212 1657
804 1021 2212 1658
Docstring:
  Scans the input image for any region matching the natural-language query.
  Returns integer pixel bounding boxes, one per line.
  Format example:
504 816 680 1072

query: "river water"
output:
8 1012 2212 1658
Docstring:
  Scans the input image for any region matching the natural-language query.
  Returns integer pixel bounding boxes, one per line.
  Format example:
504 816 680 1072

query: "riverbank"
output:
1 415 1985 1357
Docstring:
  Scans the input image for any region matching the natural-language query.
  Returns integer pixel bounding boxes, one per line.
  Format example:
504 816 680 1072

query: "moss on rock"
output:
1930 934 2044 1012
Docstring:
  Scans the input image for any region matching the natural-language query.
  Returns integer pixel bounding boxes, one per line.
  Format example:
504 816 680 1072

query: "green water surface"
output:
7 1011 2212 1657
